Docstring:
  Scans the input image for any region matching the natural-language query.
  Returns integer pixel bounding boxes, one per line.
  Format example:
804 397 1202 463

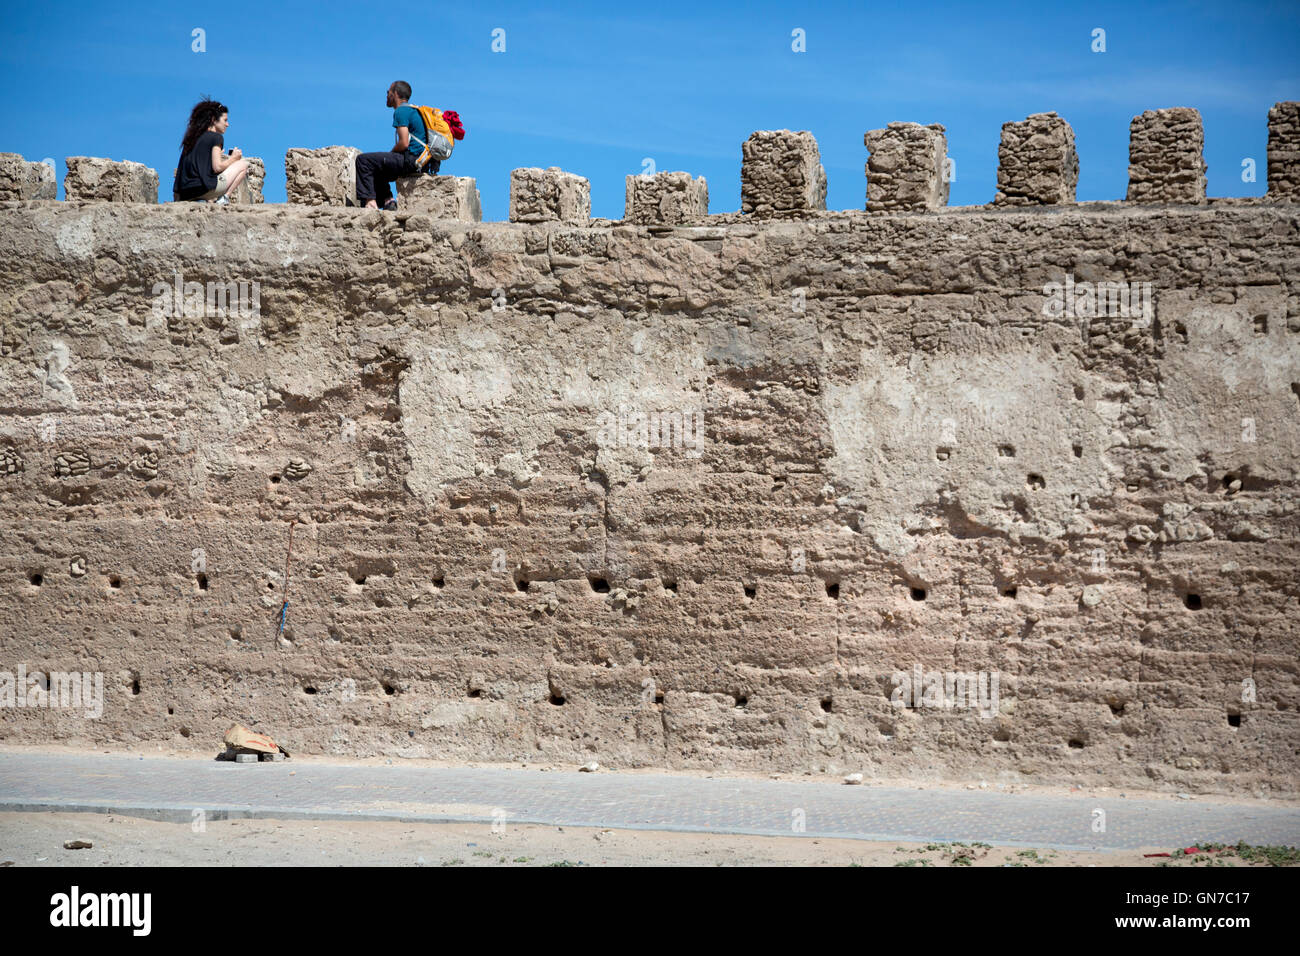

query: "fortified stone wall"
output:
0 105 1298 796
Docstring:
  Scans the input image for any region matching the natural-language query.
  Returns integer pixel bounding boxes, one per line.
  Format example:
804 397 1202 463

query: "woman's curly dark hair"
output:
180 97 228 155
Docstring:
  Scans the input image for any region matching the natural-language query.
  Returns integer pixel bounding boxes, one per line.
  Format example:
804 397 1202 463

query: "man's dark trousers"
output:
355 151 417 205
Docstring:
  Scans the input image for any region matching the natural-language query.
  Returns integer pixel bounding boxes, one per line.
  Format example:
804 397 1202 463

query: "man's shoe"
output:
382 199 398 211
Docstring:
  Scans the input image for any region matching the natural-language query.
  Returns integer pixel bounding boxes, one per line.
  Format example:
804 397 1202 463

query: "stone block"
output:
1267 101 1300 200
624 171 709 224
395 174 482 220
509 166 590 222
230 157 265 205
864 122 949 212
64 156 157 204
0 153 56 201
285 146 359 206
993 112 1078 206
1126 107 1206 203
741 130 826 217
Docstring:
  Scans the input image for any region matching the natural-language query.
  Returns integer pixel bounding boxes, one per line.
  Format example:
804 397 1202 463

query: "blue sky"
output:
1 0 1296 218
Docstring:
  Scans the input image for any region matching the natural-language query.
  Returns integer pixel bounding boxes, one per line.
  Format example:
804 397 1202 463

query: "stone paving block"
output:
233 753 258 763
0 153 56 201
395 174 482 220
741 130 826 217
285 146 359 206
1126 107 1206 203
509 166 590 222
864 122 949 211
230 157 265 205
1267 100 1300 200
994 112 1078 206
3 753 1299 850
64 156 158 204
624 171 709 224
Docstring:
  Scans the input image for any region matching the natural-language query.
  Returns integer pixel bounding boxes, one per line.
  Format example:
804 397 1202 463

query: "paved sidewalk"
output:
1 751 1297 852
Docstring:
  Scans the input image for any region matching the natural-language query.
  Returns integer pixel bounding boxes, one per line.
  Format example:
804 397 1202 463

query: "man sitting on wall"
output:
354 80 434 210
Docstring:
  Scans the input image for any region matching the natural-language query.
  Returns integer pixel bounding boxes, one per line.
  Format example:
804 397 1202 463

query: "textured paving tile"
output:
1 752 1297 852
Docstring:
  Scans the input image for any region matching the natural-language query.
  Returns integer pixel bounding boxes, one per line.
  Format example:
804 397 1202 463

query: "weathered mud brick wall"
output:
0 103 1298 796
741 130 826 217
1126 108 1206 203
864 122 949 212
0 154 56 201
994 113 1078 206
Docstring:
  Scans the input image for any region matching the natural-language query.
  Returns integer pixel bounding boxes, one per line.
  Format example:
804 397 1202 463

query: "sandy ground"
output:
0 812 1282 867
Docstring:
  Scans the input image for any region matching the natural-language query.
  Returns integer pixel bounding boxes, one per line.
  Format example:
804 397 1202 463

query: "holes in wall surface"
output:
131 677 141 696
654 691 665 706
514 575 530 593
431 575 445 589
1173 321 1188 344
1253 314 1268 336
353 575 367 587
825 582 840 600
1073 384 1085 401
303 686 318 695
1109 702 1125 717
179 726 191 738
1184 593 1203 611
589 576 610 594
997 444 1016 458
383 682 396 696
27 571 43 587
910 586 927 602
1228 713 1242 729
1067 737 1085 749
743 584 756 600
467 687 483 699
662 579 678 594
269 474 281 485
732 693 748 709
1001 587 1018 600
548 691 566 706
1072 443 1083 458
229 627 242 641
1027 473 1045 490
167 706 174 715
1292 383 1300 408
196 573 209 591
820 696 833 713
935 447 951 461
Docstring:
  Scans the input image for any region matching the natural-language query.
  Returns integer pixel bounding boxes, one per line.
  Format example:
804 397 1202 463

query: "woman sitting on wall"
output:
173 97 249 203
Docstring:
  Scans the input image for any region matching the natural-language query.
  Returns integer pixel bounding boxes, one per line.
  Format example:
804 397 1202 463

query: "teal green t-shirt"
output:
392 105 426 161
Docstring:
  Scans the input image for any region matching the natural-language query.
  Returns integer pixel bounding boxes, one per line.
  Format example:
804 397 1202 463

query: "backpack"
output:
409 106 465 172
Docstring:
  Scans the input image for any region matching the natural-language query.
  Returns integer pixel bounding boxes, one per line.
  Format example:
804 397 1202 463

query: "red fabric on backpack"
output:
442 110 466 140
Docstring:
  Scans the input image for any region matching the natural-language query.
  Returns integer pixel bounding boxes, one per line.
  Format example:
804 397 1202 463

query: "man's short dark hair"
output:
392 80 412 101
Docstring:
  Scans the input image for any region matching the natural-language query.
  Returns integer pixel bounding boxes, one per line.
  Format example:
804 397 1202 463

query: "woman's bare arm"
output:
211 144 242 173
